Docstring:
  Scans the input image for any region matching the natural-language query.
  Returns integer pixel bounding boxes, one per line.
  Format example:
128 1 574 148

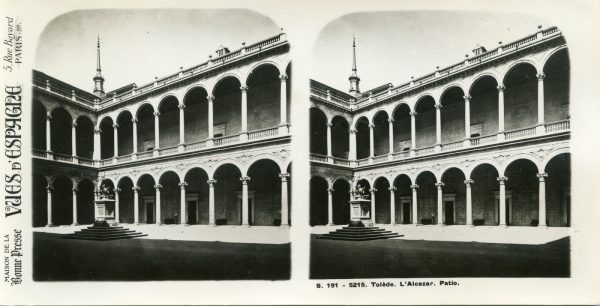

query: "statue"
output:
352 183 370 200
97 182 114 200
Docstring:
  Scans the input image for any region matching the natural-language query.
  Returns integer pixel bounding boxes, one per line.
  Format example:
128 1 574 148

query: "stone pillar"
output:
113 123 119 160
388 118 394 159
46 183 54 226
326 123 332 162
434 103 442 151
411 184 418 224
72 187 78 225
349 128 357 162
464 179 474 226
133 186 140 224
114 188 121 223
46 113 53 158
368 124 375 161
207 179 216 225
132 118 138 159
178 103 186 151
389 186 397 225
537 172 548 227
279 74 288 125
240 86 249 141
327 188 334 225
463 95 471 144
410 111 417 156
71 120 78 162
370 188 377 224
435 182 444 225
497 176 508 226
280 173 290 226
536 73 546 134
207 96 214 147
93 128 101 162
154 184 162 225
179 182 187 224
497 85 505 139
153 111 160 156
240 177 250 226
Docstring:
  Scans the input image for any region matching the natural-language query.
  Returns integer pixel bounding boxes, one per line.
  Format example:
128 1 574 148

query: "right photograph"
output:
309 12 571 279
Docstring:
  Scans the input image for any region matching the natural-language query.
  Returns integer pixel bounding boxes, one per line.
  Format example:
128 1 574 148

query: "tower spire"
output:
348 35 361 96
93 35 106 97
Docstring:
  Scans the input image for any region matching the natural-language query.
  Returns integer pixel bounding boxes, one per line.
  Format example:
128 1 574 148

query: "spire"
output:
348 35 361 96
93 35 106 97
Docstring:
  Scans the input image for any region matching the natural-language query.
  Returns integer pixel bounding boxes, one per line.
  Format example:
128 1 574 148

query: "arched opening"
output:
32 175 47 227
415 171 437 224
136 104 156 153
50 108 72 155
32 101 46 151
505 159 539 226
392 104 412 153
213 77 242 138
137 174 156 224
76 116 94 159
76 179 95 224
117 111 134 156
309 176 328 226
373 112 389 156
183 87 209 144
286 163 292 226
52 176 73 225
503 63 538 130
117 177 135 223
99 117 114 159
309 108 327 155
543 49 570 122
393 174 412 224
469 76 499 137
545 153 570 227
248 159 282 226
471 163 500 225
213 164 242 225
440 87 465 144
158 96 180 149
355 117 370 159
184 168 210 225
415 96 436 148
286 63 292 123
247 64 280 131
332 179 350 225
331 116 349 159
159 171 181 224
440 168 466 225
374 177 390 224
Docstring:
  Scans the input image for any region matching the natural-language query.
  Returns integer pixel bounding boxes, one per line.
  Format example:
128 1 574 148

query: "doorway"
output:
145 202 154 224
188 201 197 225
444 201 455 225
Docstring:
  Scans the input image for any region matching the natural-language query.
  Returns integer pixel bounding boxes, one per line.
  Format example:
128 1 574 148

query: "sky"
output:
35 9 280 92
313 11 550 92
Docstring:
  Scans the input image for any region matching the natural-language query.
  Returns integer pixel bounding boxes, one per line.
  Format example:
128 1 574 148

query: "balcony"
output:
310 120 570 166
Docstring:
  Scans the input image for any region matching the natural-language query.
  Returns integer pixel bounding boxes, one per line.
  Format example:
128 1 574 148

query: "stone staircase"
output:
62 226 147 241
319 226 403 241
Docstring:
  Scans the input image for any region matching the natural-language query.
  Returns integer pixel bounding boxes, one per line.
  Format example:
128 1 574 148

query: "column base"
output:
434 144 441 153
132 154 138 161
497 131 505 141
463 138 471 147
327 156 333 164
153 150 159 157
72 156 78 164
279 224 290 228
409 149 416 157
71 222 79 226
207 139 214 148
112 157 118 164
178 144 186 152
45 223 56 227
240 132 248 142
368 157 373 164
387 153 393 161
278 124 289 134
46 151 54 159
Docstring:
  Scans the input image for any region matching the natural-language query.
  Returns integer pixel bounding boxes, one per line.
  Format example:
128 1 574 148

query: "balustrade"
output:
440 140 464 152
470 134 498 146
214 134 240 146
248 127 279 140
545 120 570 133
505 126 537 140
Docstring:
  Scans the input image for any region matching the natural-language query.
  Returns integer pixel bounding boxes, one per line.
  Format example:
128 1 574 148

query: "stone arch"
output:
415 170 438 225
208 159 244 179
212 73 244 94
244 61 282 84
501 59 540 82
467 72 500 94
247 159 282 226
243 154 282 176
542 148 570 171
310 107 328 156
501 154 541 176
465 159 500 179
470 163 501 226
213 163 243 225
183 167 210 225
246 62 281 132
393 173 413 224
503 158 540 226
373 176 391 224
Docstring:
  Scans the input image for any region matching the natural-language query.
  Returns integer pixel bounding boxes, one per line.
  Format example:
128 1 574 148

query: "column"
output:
410 111 416 156
464 179 474 226
411 184 418 224
46 113 53 158
388 118 394 159
207 179 216 225
349 129 357 162
240 86 248 140
113 123 119 161
72 187 78 225
327 188 334 225
280 173 290 226
368 124 375 161
154 184 162 225
93 128 101 161
132 118 138 159
536 73 546 134
279 74 288 125
240 177 250 226
153 111 160 156
537 173 548 227
133 186 140 224
497 176 508 226
370 188 377 224
389 186 397 225
434 103 442 151
435 182 444 225
463 95 471 146
326 123 332 162
71 120 78 162
179 182 187 224
207 96 214 147
114 188 120 223
497 85 505 139
46 185 54 226
178 103 186 151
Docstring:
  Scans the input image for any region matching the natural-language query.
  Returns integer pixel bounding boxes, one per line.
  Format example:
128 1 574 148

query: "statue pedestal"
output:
349 198 372 227
95 199 117 225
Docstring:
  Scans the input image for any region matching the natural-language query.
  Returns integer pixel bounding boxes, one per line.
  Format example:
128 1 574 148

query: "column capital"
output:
536 73 546 80
388 186 397 191
464 179 474 186
368 123 375 128
178 181 188 189
112 123 119 129
132 186 141 191
132 117 138 123
497 84 506 92
537 172 548 181
46 112 52 120
410 111 417 117
326 122 333 127
279 74 288 82
463 95 472 101
46 186 54 192
240 176 251 183
279 173 290 181
387 118 395 123
327 188 334 194
410 184 419 189
153 111 161 117
72 188 78 194
434 103 442 110
369 188 377 193
207 179 217 186
207 95 215 102
435 182 445 189
240 85 249 92
497 176 508 184
114 187 121 193
349 128 357 134
72 120 78 127
94 128 102 134
153 184 163 189
178 103 186 109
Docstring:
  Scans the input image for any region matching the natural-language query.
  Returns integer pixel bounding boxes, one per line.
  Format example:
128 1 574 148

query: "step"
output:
63 233 148 241
63 226 147 241
69 231 139 238
332 228 387 234
325 231 396 238
319 234 403 241
77 229 136 234
319 226 403 241
86 226 125 230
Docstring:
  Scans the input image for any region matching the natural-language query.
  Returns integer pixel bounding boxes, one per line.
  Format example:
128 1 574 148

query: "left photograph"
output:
31 9 292 281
